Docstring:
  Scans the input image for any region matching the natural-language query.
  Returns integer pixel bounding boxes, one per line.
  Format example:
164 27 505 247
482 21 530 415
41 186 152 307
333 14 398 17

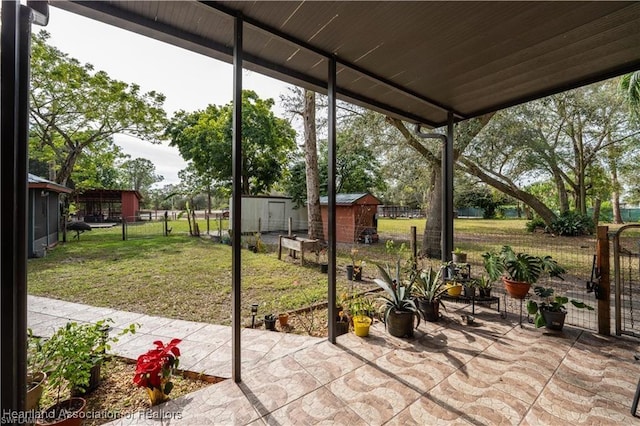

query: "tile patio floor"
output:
28 295 640 425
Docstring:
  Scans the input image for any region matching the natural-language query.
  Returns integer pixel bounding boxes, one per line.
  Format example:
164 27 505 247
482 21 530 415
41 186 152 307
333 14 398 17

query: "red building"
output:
319 193 381 243
75 189 142 222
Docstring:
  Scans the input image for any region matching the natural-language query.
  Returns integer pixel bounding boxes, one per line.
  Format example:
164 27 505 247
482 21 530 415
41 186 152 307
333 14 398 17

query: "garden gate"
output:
612 224 640 338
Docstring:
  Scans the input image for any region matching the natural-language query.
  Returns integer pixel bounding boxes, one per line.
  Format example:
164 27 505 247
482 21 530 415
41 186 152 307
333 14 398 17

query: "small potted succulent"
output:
526 286 593 330
133 338 182 406
483 245 565 299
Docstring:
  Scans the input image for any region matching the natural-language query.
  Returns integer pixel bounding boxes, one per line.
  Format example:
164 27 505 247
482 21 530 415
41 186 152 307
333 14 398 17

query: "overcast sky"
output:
42 6 293 186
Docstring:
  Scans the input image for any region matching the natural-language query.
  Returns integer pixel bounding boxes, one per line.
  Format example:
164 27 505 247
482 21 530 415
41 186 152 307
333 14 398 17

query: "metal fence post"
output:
122 217 127 241
410 226 417 271
596 225 610 335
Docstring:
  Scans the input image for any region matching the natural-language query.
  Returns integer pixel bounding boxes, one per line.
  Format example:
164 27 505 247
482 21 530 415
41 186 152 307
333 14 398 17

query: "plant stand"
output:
501 293 529 327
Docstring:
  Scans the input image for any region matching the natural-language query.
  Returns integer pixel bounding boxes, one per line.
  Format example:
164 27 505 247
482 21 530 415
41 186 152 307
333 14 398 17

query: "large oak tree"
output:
29 31 167 187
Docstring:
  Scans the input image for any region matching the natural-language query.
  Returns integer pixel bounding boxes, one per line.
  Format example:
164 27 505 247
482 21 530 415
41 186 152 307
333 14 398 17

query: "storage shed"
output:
229 195 308 234
28 174 72 257
320 193 381 243
75 189 142 222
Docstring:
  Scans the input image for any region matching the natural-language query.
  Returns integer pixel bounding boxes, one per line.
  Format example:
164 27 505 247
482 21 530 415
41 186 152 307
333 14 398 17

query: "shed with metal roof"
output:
319 193 381 243
28 174 71 257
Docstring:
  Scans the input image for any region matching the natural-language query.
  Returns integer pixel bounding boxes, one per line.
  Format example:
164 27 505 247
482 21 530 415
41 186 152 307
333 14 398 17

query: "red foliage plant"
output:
133 338 181 395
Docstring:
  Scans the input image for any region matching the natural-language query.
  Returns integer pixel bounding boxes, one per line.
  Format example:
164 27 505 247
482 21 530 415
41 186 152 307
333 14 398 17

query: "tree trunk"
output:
592 198 602 225
609 146 623 224
459 158 558 225
422 168 442 258
552 169 570 213
303 90 324 242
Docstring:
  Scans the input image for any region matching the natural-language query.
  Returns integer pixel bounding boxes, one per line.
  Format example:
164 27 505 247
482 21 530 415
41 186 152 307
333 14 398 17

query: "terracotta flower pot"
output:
278 313 289 327
26 372 46 412
502 277 531 299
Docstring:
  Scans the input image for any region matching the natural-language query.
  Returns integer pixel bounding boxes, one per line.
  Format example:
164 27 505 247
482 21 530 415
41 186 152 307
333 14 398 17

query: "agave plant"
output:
412 267 447 304
482 245 565 284
374 261 420 327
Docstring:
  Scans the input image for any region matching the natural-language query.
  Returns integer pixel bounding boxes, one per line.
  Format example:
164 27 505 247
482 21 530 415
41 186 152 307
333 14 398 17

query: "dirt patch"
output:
39 357 223 426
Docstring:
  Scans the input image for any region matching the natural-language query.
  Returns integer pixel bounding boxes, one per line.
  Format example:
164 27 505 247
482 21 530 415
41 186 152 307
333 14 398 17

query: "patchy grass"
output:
30 218 605 329
29 228 377 326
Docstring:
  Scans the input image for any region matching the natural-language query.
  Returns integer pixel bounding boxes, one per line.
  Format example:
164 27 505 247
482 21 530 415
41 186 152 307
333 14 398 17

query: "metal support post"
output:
327 57 337 344
231 14 243 382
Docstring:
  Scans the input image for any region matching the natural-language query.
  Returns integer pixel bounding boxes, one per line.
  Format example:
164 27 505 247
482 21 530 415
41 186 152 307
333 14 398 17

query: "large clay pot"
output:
418 298 440 322
26 372 46 411
386 310 417 338
37 397 86 426
503 277 531 299
542 310 566 331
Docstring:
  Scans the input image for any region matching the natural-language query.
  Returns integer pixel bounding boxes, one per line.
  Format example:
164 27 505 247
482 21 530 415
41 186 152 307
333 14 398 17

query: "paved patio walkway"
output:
28 295 640 425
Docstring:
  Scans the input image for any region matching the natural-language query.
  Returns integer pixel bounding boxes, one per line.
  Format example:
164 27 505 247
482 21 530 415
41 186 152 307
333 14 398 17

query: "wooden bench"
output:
277 235 318 264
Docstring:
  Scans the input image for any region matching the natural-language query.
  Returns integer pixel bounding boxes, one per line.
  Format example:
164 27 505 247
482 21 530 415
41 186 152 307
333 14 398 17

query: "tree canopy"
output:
166 90 296 195
29 31 168 188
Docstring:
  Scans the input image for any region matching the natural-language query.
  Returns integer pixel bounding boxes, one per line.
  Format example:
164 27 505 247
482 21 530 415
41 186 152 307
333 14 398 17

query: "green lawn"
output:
29 217 602 328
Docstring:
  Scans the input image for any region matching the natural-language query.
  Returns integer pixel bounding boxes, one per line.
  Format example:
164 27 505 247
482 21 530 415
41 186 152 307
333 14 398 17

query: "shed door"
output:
268 201 286 231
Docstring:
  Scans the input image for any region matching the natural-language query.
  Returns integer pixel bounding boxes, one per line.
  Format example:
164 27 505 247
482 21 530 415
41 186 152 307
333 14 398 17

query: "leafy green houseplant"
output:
38 319 137 424
412 267 447 322
133 338 182 406
374 261 420 337
482 245 565 299
526 286 593 330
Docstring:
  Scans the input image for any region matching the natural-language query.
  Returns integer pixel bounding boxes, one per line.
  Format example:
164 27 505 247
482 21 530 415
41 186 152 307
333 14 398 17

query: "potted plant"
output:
452 247 467 263
264 314 277 331
346 247 364 281
526 286 593 330
374 261 421 338
446 281 463 297
316 247 328 273
482 245 565 299
26 329 46 413
476 276 493 298
278 312 289 328
412 267 447 322
347 295 376 337
37 319 135 425
133 338 181 406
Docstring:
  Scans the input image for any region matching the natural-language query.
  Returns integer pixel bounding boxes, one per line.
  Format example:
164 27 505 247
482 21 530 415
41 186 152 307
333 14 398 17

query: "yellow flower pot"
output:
146 386 169 406
447 284 462 297
353 316 372 337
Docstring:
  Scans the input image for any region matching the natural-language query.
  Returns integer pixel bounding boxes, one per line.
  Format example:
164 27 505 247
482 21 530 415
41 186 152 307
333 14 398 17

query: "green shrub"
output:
525 217 547 233
550 211 594 236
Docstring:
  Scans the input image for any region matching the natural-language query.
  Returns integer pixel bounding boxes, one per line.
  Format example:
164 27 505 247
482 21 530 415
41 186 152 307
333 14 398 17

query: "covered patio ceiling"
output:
52 1 640 128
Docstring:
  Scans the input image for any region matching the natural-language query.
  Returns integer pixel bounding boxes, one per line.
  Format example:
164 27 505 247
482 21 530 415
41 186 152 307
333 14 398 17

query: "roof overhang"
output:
51 1 640 128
